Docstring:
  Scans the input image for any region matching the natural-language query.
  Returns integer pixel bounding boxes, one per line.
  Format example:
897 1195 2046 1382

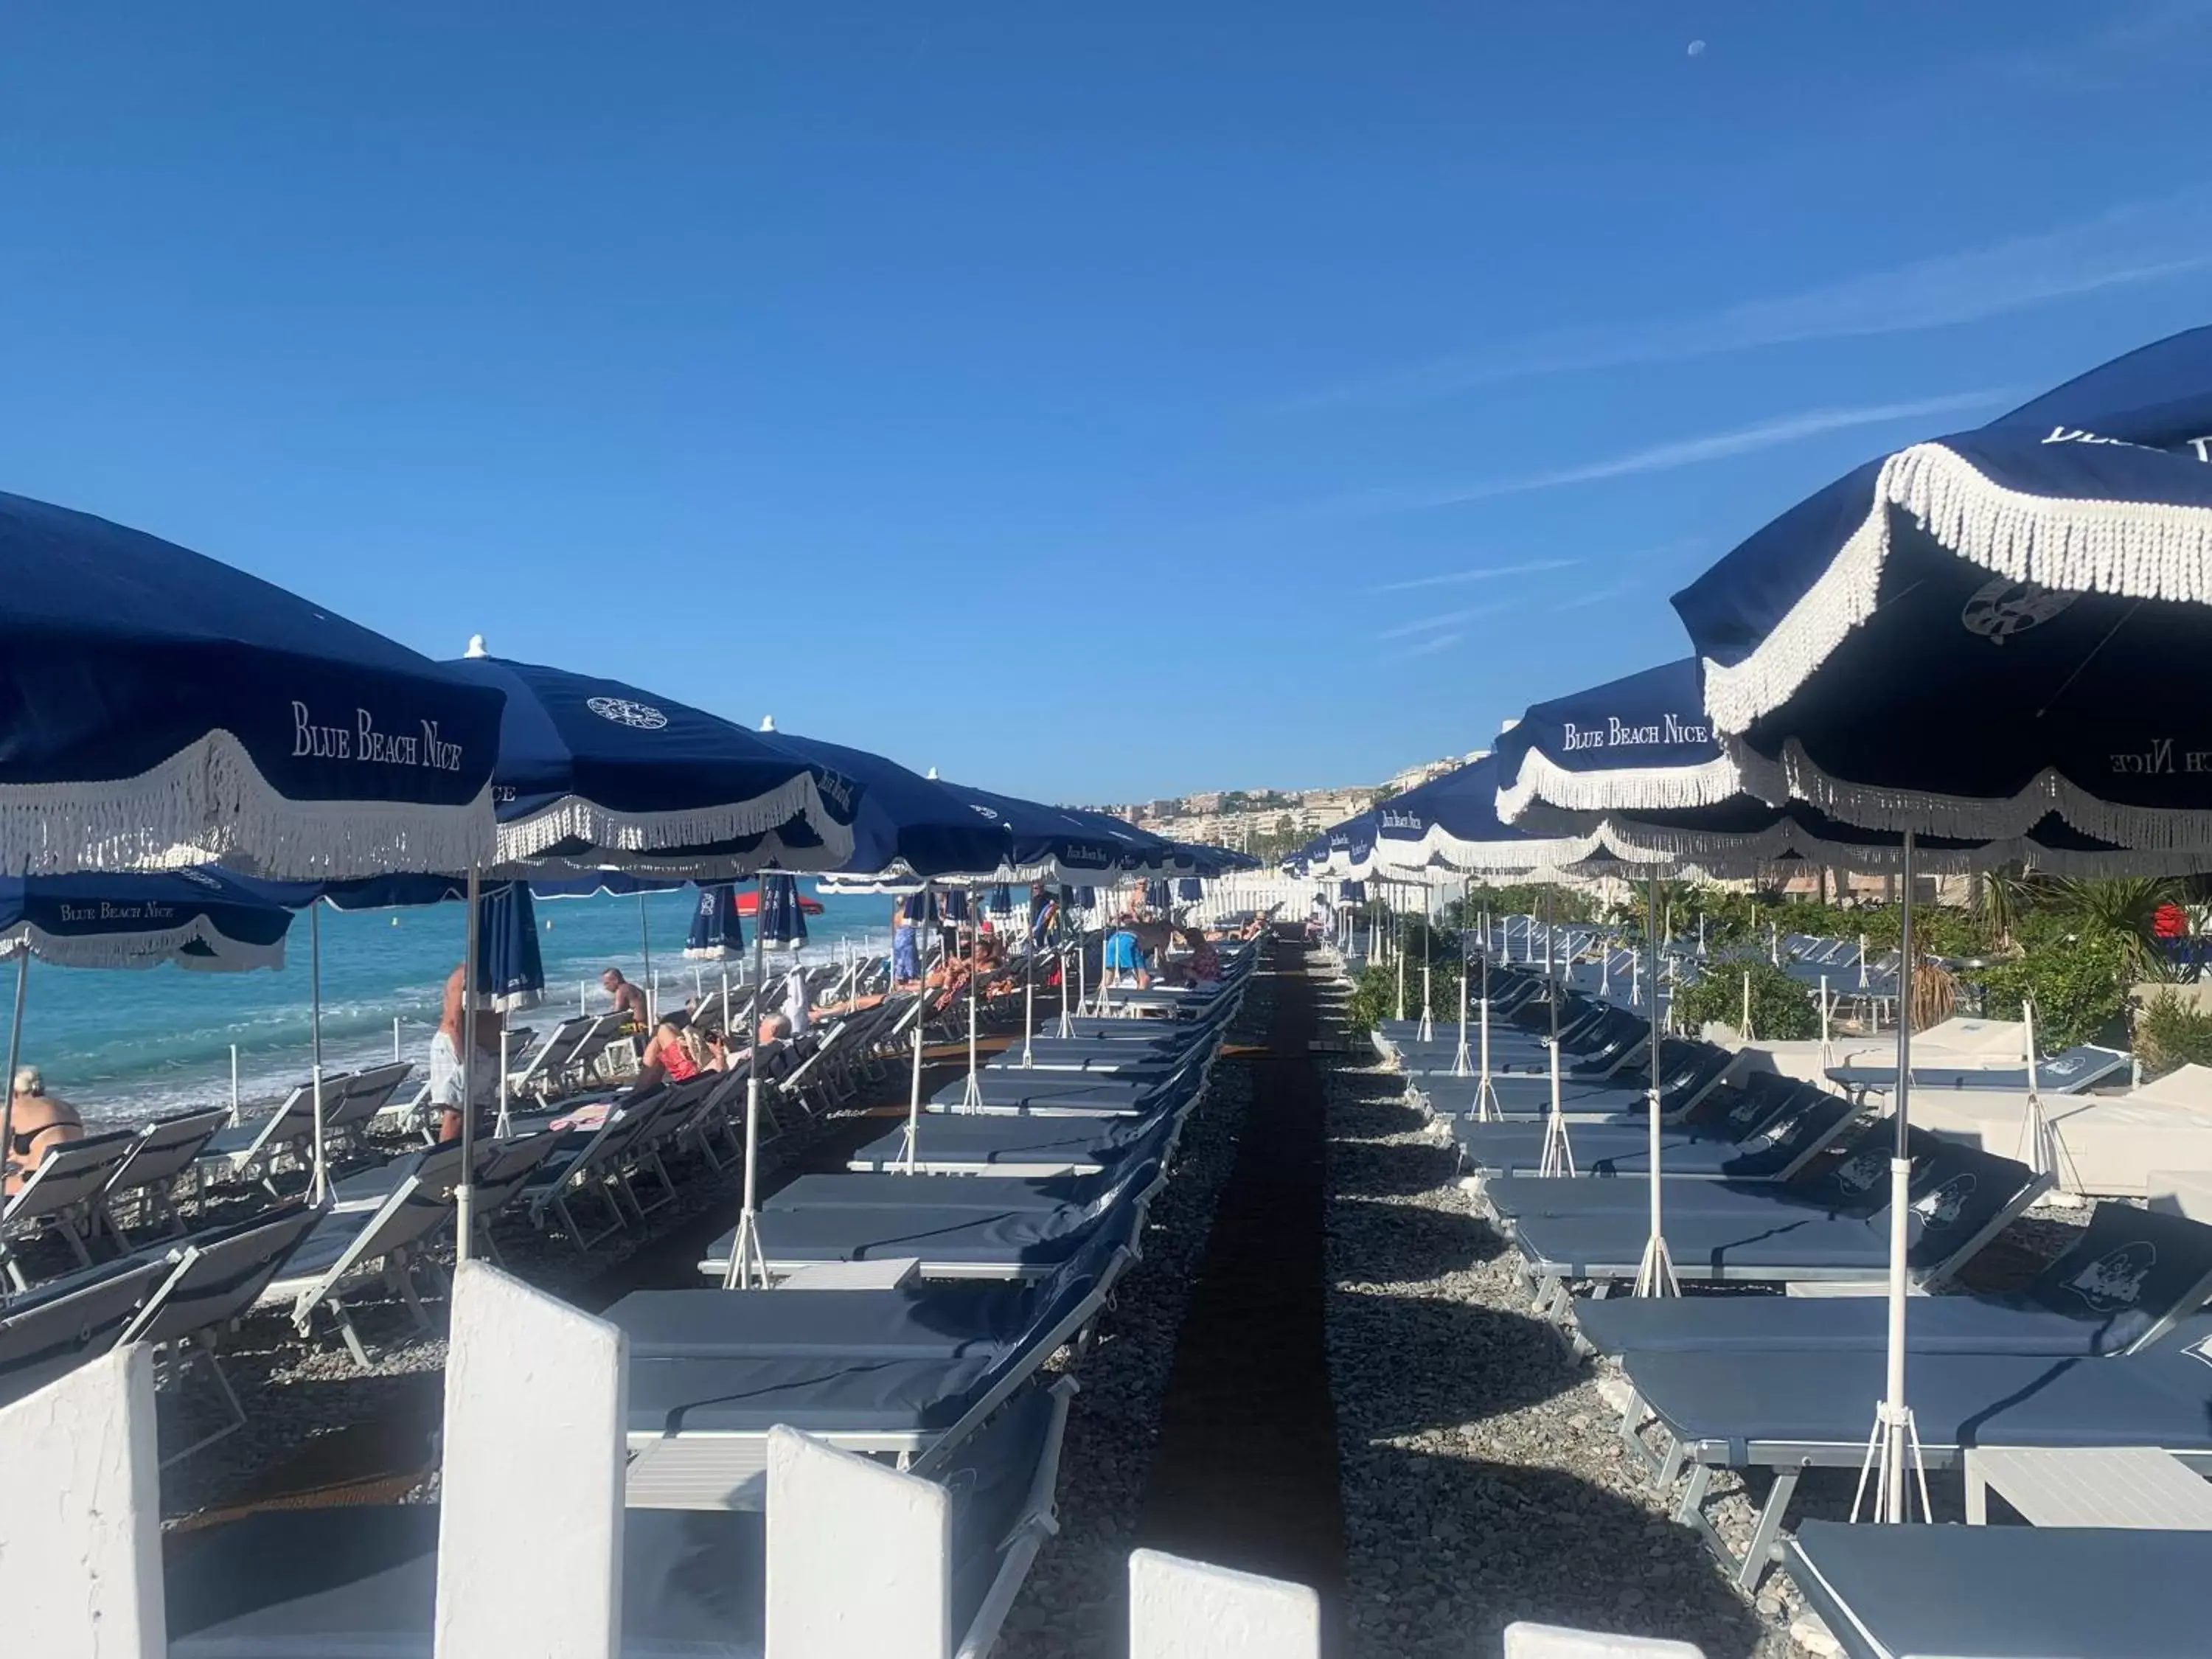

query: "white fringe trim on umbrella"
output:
1495 745 1744 823
1705 440 2212 736
1722 734 2212 870
0 730 498 880
0 917 288 973
1419 823 1598 876
493 771 849 866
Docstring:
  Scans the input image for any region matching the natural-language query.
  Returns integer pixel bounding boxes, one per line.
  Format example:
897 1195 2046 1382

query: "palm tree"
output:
2039 876 2182 978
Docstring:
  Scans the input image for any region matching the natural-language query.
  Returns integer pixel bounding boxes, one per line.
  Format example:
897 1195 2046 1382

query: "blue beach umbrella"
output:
988 883 1015 915
1028 887 1056 947
0 492 504 879
0 870 293 1218
449 642 855 872
938 887 970 925
1143 879 1171 912
754 733 1012 880
1374 754 1590 876
756 874 809 950
0 869 291 973
1674 326 2212 852
685 884 745 960
1177 877 1203 902
1669 327 2212 1526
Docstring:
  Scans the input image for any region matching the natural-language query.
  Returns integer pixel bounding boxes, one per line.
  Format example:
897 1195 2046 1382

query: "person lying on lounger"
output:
636 1012 725 1092
5 1065 83 1195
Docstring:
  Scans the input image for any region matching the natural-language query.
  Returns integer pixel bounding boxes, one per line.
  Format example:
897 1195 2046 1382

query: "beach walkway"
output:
1137 934 1349 1646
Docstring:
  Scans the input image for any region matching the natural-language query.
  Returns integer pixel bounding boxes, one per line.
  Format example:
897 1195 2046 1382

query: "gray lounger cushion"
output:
1786 1520 2211 1659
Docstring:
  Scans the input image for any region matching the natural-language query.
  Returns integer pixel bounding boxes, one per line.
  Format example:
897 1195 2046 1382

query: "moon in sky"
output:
1687 39 1707 57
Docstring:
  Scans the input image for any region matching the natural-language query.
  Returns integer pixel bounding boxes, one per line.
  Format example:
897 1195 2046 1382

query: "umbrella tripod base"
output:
1538 1113 1576 1178
721 1211 771 1290
959 1073 985 1111
1472 1076 1501 1120
1418 1012 1434 1042
1634 1236 1680 1298
1851 1402 1933 1526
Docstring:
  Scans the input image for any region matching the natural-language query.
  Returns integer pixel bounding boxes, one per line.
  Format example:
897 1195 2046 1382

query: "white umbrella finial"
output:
465 633 488 658
759 714 776 731
925 766 940 780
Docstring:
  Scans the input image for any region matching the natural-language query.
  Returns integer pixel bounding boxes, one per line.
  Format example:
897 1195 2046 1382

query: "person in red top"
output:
636 1012 723 1091
2155 900 2189 940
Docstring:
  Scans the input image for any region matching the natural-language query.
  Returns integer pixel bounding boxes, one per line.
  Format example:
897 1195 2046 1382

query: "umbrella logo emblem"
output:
2065 1241 2153 1312
1834 1147 1885 1193
1961 577 2078 644
586 697 669 730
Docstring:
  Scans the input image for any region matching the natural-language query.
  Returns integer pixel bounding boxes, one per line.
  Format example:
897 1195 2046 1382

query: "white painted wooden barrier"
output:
1504 1621 1705 1658
0 1345 164 1659
767 1425 950 1659
1128 1549 1319 1659
434 1261 626 1659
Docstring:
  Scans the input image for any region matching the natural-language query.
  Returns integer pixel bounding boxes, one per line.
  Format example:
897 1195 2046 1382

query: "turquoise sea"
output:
7 883 911 1128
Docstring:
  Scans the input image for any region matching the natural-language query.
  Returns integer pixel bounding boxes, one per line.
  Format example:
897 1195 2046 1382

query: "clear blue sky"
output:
4 4 2209 805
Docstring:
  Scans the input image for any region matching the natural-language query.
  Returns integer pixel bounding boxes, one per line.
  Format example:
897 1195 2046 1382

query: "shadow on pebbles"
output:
1323 1062 1799 1659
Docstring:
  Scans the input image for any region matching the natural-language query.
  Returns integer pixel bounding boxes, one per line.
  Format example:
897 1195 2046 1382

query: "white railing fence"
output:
0 1263 1700 1659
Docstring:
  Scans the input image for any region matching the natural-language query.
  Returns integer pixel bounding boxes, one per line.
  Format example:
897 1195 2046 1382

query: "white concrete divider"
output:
1504 1621 1705 1658
0 1344 164 1658
1128 1549 1319 1659
434 1260 627 1659
766 1425 950 1659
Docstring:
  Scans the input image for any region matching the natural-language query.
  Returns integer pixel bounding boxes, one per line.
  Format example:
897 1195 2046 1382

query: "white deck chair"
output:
1 1128 142 1288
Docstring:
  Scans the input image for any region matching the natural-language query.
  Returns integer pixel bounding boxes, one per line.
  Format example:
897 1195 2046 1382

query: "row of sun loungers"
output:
1367 941 2212 1639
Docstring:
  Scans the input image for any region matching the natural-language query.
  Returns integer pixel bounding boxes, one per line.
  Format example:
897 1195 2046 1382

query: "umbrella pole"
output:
495 1025 511 1139
1020 936 1035 1068
310 903 328 1204
1451 881 1472 1077
723 876 772 1288
902 883 930 1172
1855 829 1927 1526
1418 882 1434 1042
1820 975 1833 1071
638 893 654 1023
1 953 29 1241
1635 869 1677 1296
2023 996 2055 1186
1395 889 1407 1023
455 864 482 1264
960 889 983 1109
1539 888 1573 1175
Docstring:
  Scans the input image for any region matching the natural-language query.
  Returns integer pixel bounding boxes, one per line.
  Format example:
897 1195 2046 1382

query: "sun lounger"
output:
256 1169 459 1368
634 1211 1129 1500
1626 1318 2212 1588
1 1127 142 1286
1576 1201 2212 1360
99 1107 230 1240
928 1072 1189 1117
165 1374 1074 1658
1828 1043 2132 1098
0 1254 166 1407
517 1079 703 1249
1454 1079 1862 1184
195 1083 319 1189
1483 1127 1931 1227
122 1204 322 1461
320 1061 415 1145
698 1157 1166 1282
1783 1519 2208 1659
1512 1142 2047 1301
849 1108 1184 1176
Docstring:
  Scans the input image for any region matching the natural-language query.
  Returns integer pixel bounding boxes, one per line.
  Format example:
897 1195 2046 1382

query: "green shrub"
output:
1670 958 1820 1040
1974 925 2133 1051
2137 990 2212 1079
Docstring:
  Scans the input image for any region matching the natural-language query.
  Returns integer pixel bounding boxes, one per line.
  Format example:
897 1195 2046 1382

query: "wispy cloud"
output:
1399 631 1465 659
1350 390 2003 513
1554 579 1641 614
1371 557 1578 594
1298 193 2212 409
1374 602 1509 641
